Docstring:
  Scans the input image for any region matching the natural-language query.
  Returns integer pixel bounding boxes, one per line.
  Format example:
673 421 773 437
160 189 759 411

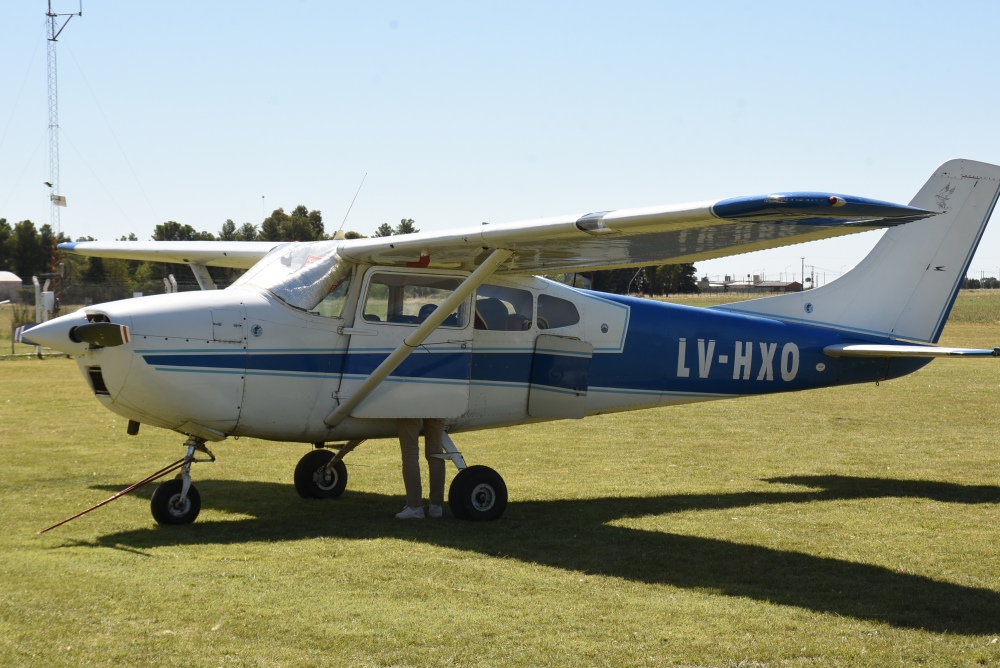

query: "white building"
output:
0 271 22 302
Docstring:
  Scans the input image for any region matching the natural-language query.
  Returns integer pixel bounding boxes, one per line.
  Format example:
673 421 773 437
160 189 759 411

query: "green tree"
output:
283 205 324 241
260 209 288 242
219 219 237 241
0 219 12 272
237 223 258 241
653 263 699 295
589 263 699 296
394 218 418 235
258 206 326 242
9 220 43 278
59 235 94 283
373 222 394 237
81 256 106 284
153 221 215 242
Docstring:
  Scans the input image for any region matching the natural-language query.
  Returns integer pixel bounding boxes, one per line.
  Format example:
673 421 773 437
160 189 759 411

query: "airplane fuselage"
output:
53 271 925 445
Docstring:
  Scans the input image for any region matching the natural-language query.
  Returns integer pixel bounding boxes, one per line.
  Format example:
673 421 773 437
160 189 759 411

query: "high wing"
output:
58 192 933 273
338 194 934 273
57 240 284 269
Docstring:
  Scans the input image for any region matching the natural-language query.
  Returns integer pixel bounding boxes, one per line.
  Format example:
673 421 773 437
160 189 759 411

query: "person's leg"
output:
423 418 446 507
397 418 423 508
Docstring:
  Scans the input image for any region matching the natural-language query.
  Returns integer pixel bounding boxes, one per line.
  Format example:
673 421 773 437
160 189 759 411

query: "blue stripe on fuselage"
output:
138 297 925 394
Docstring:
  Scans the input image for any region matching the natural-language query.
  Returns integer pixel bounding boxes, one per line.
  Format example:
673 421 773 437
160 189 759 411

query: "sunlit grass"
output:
1 292 1000 666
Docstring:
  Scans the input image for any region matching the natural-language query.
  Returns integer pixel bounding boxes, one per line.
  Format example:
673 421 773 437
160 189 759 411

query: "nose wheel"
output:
150 436 215 526
150 478 202 525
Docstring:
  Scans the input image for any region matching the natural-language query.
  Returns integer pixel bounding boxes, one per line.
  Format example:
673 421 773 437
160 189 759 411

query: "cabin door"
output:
527 334 593 419
339 267 473 418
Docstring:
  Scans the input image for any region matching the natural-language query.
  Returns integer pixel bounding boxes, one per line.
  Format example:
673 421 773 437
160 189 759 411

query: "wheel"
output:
448 465 508 521
294 449 348 499
150 478 201 525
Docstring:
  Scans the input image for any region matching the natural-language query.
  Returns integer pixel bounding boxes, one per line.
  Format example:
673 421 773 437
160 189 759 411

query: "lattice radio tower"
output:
45 0 83 296
45 0 82 237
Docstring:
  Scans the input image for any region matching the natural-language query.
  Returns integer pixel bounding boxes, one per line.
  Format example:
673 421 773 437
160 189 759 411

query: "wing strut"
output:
323 248 514 428
190 264 217 290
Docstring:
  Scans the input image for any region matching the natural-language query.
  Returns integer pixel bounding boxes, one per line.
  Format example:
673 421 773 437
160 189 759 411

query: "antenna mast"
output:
44 1 81 313
46 0 82 236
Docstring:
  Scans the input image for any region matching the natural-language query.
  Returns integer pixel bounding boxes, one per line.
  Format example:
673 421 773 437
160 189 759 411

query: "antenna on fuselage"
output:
334 173 367 240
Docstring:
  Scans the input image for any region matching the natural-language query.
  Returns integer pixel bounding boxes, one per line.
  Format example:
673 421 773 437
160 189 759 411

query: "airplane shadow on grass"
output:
79 474 1000 635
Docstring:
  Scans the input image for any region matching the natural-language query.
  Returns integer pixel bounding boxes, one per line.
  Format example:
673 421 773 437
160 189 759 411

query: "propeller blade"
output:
69 322 131 347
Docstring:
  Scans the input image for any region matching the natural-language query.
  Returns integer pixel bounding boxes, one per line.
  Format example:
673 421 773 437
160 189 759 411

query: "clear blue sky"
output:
3 1 1000 283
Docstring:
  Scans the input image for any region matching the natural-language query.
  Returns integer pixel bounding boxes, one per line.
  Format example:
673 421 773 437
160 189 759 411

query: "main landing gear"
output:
293 433 508 521
293 440 362 499
149 436 215 525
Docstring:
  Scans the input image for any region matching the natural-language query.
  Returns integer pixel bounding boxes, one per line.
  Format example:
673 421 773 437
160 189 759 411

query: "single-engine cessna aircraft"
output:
18 159 1000 525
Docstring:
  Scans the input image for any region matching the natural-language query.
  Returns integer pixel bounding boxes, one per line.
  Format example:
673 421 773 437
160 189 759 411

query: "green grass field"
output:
2 293 1000 666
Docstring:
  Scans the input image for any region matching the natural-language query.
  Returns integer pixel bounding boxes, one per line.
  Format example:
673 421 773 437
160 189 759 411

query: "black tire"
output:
448 465 507 521
294 449 348 499
150 478 201 525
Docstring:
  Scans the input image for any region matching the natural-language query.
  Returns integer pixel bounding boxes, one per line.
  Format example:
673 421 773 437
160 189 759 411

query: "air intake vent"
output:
87 367 110 396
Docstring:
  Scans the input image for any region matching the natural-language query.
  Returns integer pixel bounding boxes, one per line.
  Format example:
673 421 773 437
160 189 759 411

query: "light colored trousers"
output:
397 417 446 507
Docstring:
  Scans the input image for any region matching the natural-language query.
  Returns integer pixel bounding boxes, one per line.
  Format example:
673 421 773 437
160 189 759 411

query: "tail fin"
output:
721 159 1000 343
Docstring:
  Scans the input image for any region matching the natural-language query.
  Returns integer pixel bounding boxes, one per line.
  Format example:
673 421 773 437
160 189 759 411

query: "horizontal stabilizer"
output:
824 343 1000 358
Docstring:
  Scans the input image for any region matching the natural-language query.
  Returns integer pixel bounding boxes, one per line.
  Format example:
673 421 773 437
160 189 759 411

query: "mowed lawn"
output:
1 292 1000 666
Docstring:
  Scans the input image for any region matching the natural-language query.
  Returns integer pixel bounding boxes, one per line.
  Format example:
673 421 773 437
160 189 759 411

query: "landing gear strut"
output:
150 436 215 525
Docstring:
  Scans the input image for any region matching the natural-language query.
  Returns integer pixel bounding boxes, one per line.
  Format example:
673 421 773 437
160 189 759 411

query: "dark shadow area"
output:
72 474 1000 634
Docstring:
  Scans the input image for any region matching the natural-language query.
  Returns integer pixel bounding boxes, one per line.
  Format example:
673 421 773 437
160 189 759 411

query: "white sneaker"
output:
428 504 443 518
395 505 425 519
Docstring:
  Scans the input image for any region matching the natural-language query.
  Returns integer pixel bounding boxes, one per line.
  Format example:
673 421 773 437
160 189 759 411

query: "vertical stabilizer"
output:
720 159 1000 343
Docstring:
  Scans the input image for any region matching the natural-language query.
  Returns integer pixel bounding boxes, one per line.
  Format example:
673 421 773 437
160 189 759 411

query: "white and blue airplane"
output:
18 159 1000 525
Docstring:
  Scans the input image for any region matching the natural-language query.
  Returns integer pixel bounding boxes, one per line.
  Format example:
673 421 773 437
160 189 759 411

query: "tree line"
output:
0 207 698 302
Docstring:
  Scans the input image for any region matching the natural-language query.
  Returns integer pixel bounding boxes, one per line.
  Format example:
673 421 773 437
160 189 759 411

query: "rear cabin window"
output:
475 284 534 331
362 273 467 327
537 294 580 329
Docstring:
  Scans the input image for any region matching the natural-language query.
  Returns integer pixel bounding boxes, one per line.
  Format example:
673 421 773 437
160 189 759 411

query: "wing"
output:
57 240 284 269
337 193 934 273
58 192 933 274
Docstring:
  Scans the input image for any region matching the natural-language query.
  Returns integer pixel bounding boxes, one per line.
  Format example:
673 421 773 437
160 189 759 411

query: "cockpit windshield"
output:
232 240 351 312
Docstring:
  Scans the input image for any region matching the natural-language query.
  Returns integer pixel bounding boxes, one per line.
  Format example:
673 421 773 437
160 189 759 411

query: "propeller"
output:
69 322 131 348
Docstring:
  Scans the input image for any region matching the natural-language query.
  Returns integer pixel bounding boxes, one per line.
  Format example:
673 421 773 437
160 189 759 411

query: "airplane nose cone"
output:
18 310 92 355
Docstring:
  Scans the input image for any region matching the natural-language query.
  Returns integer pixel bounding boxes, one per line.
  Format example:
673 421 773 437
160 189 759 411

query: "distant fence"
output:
10 279 235 310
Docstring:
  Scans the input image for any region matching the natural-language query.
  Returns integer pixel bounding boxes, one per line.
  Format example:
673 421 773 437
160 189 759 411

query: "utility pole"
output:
45 1 82 313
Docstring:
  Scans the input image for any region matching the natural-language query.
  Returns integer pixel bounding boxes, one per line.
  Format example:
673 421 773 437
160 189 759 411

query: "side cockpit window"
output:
362 273 467 327
307 276 351 318
475 284 534 331
537 294 580 329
